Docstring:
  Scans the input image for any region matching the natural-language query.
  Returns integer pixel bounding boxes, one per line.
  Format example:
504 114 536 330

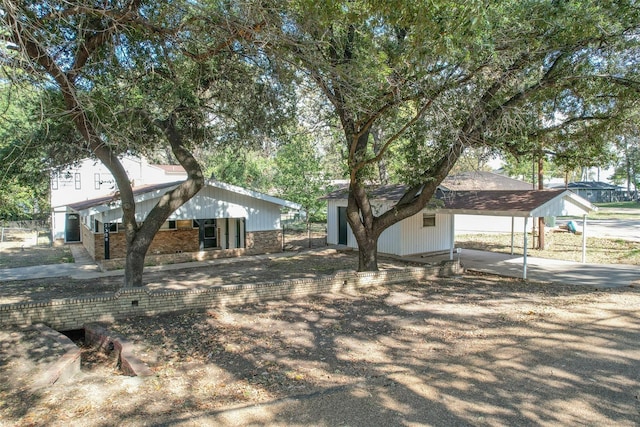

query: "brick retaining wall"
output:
0 261 460 331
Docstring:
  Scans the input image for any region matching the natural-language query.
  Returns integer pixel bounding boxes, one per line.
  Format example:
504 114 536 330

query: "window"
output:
51 176 58 190
422 213 436 227
94 173 101 190
74 173 81 190
160 220 177 230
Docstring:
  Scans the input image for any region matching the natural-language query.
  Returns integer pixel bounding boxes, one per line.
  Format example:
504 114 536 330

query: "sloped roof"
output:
438 190 596 217
68 180 301 214
440 171 533 191
68 181 181 211
324 185 596 217
567 181 618 190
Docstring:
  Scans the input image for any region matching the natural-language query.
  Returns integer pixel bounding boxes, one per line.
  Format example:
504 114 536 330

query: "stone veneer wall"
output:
81 224 96 259
91 227 200 261
245 230 282 254
0 262 461 330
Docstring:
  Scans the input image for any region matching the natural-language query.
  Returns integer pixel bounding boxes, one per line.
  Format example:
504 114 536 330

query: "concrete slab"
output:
414 248 640 288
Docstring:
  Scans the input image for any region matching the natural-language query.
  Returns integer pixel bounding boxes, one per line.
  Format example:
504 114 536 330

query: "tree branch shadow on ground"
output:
3 275 638 426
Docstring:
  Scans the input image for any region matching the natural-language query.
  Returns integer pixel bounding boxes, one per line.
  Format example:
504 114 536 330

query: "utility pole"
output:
538 156 545 250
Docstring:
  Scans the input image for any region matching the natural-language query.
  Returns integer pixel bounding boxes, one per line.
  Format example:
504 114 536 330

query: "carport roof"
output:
324 186 597 217
437 189 597 217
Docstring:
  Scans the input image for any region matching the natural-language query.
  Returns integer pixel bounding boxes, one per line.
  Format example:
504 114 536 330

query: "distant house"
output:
51 156 187 242
549 181 621 203
68 180 301 261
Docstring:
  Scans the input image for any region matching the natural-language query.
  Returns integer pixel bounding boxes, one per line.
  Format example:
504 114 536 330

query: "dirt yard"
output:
2 267 639 426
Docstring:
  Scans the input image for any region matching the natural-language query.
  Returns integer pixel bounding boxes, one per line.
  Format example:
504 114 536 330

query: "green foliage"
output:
0 84 52 220
203 146 275 191
274 133 330 221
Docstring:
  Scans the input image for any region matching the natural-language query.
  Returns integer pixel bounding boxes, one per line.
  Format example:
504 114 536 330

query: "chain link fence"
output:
282 220 327 250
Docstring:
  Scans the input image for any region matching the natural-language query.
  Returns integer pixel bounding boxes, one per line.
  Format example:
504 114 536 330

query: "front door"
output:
198 219 217 249
337 207 348 245
65 213 81 242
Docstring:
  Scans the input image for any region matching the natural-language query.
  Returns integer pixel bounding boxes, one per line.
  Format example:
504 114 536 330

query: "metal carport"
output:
438 189 597 279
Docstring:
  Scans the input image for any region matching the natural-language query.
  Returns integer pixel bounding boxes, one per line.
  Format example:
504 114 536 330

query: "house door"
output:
198 219 217 249
65 213 81 242
337 207 348 245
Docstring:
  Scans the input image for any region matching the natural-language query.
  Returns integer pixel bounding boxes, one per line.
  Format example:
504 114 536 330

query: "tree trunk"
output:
357 236 378 271
120 114 204 287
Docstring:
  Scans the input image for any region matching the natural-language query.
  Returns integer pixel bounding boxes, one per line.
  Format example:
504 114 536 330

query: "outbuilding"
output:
324 186 596 279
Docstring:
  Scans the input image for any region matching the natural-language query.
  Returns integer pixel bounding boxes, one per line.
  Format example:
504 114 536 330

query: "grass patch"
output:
456 232 640 265
595 201 640 209
0 245 74 268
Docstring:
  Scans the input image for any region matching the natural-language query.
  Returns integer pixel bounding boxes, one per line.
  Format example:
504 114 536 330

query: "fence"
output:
0 227 52 246
282 221 327 250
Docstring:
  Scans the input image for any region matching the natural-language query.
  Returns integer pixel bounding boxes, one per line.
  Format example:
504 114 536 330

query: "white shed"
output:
324 187 597 278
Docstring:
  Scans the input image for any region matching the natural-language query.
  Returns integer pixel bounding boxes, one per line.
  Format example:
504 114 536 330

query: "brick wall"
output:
81 224 96 259
91 226 200 261
0 261 461 331
246 230 282 254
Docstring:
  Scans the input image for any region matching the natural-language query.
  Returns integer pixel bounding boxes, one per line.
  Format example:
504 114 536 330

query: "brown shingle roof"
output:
440 190 567 213
440 171 532 191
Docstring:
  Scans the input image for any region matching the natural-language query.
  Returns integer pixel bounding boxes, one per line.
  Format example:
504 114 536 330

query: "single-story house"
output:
549 181 622 203
324 186 597 278
67 180 301 261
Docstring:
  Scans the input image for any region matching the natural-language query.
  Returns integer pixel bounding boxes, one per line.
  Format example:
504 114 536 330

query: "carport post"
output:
449 214 455 260
523 217 528 280
510 217 515 255
581 214 587 263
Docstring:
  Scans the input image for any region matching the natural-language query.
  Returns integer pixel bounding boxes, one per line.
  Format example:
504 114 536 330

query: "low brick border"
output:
30 324 81 389
84 322 154 377
1 261 461 331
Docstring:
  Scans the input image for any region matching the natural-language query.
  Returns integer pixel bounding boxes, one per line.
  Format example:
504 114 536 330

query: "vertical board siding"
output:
326 201 451 256
101 186 282 233
399 211 453 256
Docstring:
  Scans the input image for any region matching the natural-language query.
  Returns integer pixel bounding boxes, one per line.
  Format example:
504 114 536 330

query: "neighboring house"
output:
549 181 622 203
324 186 595 259
68 180 301 261
50 156 187 241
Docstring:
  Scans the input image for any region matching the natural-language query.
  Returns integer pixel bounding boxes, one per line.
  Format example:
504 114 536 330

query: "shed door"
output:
65 213 81 242
337 207 348 245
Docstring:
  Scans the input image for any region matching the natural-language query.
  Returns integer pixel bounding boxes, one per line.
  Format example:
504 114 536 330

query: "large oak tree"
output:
0 0 279 286
270 0 640 271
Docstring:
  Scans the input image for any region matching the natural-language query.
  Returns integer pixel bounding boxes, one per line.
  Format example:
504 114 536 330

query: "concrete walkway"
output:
415 248 640 288
1 245 638 289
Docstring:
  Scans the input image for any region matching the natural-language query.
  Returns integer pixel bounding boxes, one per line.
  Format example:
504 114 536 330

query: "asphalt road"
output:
556 218 640 242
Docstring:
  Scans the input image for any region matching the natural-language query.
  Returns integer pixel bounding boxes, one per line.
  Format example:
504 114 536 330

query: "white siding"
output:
99 185 282 232
399 211 453 256
326 200 453 256
326 200 341 245
455 215 531 234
